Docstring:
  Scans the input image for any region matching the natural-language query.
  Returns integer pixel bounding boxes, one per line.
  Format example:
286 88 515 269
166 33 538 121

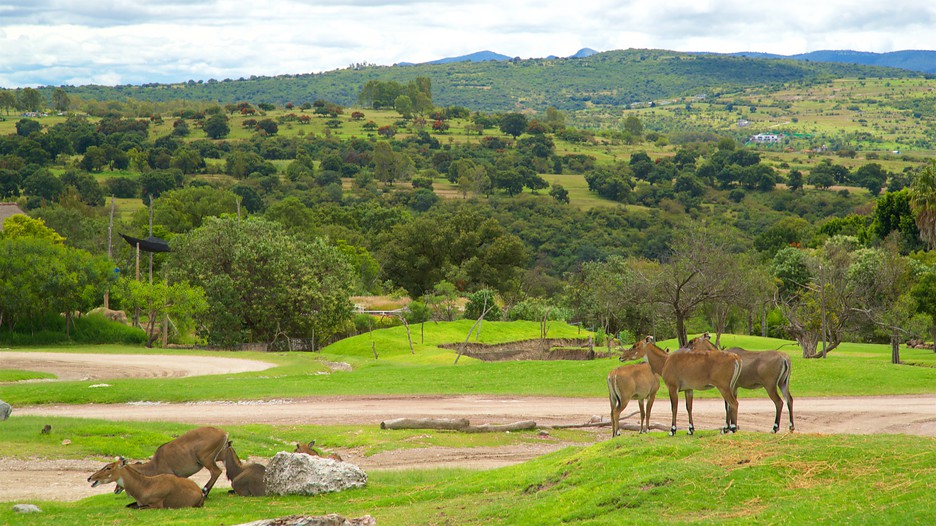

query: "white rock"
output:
13 504 42 513
264 452 366 496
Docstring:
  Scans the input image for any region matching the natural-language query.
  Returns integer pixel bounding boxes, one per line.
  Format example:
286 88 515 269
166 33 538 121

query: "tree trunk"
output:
676 312 688 347
891 331 901 365
381 418 470 431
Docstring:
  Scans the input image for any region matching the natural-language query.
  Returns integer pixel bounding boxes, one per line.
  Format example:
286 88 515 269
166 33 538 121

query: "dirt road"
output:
2 352 935 503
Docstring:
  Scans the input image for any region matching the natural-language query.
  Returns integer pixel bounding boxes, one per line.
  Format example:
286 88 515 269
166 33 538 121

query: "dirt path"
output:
2 352 935 503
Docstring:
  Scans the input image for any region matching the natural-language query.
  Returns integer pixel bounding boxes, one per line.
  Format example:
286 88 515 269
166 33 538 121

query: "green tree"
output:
911 271 936 354
854 163 888 196
142 186 239 234
623 115 643 137
909 159 936 250
52 88 71 113
1 215 65 244
16 88 42 112
0 90 15 115
394 94 414 119
499 113 528 138
549 183 570 204
169 217 354 346
203 114 230 139
15 119 41 137
116 277 207 347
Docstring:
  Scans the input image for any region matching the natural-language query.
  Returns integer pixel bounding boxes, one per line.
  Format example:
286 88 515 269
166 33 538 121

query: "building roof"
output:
0 203 27 231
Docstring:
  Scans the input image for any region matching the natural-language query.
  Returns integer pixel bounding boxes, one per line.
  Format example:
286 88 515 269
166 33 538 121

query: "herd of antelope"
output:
86 426 342 509
608 333 794 437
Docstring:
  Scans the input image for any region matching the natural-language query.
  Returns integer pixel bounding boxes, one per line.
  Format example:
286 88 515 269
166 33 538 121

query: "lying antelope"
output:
220 440 266 496
622 336 741 436
87 457 204 509
607 362 659 436
687 333 795 432
89 426 227 503
295 440 343 461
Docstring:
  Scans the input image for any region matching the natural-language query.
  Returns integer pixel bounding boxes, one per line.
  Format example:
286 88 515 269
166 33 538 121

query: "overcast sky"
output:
2 0 936 89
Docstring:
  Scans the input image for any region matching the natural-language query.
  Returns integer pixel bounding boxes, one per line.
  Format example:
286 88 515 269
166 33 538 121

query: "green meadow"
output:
2 322 935 524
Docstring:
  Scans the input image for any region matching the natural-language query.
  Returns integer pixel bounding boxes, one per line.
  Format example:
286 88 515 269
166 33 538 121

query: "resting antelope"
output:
607 362 659 436
89 426 227 503
622 336 741 436
87 457 204 509
220 441 266 496
686 333 795 432
295 440 343 461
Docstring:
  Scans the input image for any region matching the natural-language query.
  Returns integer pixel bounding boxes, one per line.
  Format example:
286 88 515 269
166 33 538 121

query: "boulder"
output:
13 504 42 514
88 307 129 325
264 452 366 496
234 514 375 526
0 400 11 421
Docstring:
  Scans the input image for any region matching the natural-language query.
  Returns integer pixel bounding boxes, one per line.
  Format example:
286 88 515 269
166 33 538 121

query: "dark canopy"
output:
120 233 170 253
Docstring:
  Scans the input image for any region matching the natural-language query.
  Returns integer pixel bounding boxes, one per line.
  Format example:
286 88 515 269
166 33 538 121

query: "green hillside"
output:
46 49 922 112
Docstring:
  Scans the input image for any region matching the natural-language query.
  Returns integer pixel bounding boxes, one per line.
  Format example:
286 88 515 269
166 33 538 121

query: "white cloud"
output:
2 0 935 88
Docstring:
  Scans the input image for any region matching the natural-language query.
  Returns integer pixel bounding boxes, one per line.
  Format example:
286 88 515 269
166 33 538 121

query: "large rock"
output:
264 452 367 496
13 504 42 514
234 514 375 526
0 400 11 421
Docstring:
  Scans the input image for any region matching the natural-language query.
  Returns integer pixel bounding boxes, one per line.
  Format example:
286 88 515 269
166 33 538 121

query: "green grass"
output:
1 431 933 525
0 369 56 382
2 323 936 407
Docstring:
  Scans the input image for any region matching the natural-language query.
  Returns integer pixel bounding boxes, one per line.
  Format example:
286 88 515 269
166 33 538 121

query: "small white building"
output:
749 133 784 143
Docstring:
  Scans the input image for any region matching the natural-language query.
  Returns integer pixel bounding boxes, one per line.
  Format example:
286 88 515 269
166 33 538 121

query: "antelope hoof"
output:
202 487 209 496
730 424 738 433
669 426 676 436
687 425 694 436
790 425 796 432
772 423 779 433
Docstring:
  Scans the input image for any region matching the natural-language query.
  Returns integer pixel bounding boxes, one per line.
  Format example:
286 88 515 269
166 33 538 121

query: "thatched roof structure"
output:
0 203 26 231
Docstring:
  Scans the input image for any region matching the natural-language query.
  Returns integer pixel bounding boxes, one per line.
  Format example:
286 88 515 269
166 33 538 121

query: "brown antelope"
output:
220 441 266 496
89 426 227 502
87 457 204 509
687 332 795 432
295 440 343 461
607 362 659 436
622 336 741 436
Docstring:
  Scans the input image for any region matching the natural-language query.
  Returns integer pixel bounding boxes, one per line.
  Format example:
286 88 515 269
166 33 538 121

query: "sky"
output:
2 0 936 89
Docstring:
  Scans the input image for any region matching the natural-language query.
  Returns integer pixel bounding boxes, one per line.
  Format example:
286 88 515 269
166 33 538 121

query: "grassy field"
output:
1 323 935 524
0 431 932 525
2 323 936 407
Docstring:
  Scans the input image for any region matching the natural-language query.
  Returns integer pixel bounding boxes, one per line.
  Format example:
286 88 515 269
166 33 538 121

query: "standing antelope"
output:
607 361 659 436
89 426 227 503
87 457 205 509
220 441 266 496
622 336 741 436
687 333 795 432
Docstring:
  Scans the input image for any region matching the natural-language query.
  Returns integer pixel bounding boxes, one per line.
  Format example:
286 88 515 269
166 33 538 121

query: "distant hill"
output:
426 50 513 64
731 49 936 74
51 48 926 112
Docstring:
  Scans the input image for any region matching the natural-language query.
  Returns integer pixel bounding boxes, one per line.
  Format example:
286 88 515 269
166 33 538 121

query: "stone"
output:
264 452 367 497
0 400 11 421
13 504 42 514
233 513 376 526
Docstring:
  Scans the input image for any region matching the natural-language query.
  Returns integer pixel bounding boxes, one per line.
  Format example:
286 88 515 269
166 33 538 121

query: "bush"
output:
0 313 145 345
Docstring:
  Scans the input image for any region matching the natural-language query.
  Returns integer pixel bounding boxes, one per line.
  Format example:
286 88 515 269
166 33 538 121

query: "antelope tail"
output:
607 376 622 411
729 360 742 393
777 357 792 394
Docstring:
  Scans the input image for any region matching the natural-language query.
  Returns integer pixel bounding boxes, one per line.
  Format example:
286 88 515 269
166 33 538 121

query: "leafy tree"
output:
786 169 804 192
15 119 41 137
854 163 887 196
2 215 64 244
911 271 936 354
463 289 501 321
21 169 64 202
169 217 354 346
16 88 42 112
499 113 528 138
138 169 184 201
868 189 923 252
909 159 936 250
394 95 414 118
549 183 570 204
203 114 230 139
142 186 239 234
255 118 278 135
623 115 643 137
51 88 70 113
424 280 460 321
115 277 207 347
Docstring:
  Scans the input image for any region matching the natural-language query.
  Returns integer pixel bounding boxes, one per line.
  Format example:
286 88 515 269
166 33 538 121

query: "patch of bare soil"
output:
0 351 275 382
2 353 935 503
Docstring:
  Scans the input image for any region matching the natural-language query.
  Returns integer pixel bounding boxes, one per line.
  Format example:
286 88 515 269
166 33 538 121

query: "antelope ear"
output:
704 332 711 340
227 440 232 447
308 440 315 447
